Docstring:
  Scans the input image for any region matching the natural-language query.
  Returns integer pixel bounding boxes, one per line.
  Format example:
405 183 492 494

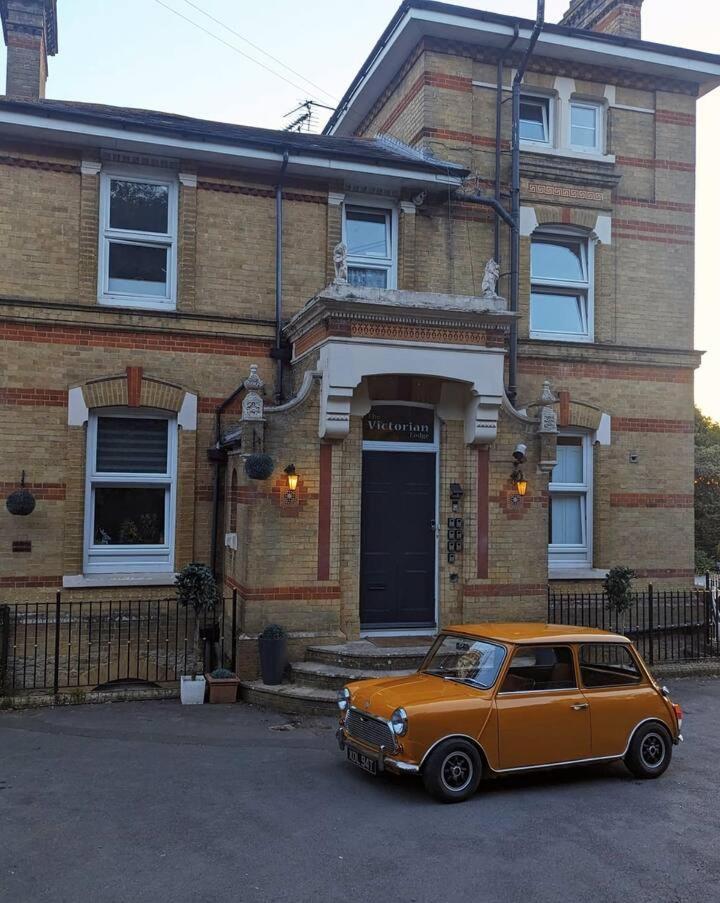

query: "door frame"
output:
360 401 440 637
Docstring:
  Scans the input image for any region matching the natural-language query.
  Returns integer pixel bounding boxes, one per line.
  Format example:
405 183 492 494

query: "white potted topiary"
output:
176 562 220 704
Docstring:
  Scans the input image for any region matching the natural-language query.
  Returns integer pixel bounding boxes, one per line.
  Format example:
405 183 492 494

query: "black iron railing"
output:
548 583 720 665
0 591 238 696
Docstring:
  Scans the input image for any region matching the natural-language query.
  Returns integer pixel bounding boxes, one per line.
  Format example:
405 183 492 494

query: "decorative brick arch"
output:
520 204 612 245
67 367 197 430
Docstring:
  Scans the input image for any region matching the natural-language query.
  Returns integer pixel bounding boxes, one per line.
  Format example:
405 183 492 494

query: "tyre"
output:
422 739 483 803
624 723 673 779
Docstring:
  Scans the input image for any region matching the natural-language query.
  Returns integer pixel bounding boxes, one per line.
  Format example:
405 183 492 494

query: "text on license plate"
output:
347 746 378 775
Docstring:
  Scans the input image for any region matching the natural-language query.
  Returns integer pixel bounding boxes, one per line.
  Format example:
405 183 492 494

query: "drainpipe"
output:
495 24 519 263
209 148 291 577
272 149 290 403
508 1 545 406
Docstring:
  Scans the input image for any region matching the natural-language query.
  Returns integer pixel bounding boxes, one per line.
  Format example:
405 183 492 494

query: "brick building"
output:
1 1 719 681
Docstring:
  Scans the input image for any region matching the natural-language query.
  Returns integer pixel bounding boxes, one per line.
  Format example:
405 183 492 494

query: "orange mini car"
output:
336 624 683 803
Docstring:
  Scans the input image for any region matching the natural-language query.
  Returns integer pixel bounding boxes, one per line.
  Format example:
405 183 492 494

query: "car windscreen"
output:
421 635 507 688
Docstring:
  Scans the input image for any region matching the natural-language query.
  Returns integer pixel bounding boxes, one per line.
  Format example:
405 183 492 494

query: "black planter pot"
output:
258 637 287 685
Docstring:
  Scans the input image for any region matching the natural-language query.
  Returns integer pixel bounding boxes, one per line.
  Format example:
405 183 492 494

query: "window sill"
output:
98 296 177 312
529 332 593 344
549 568 608 581
63 573 177 589
520 143 615 165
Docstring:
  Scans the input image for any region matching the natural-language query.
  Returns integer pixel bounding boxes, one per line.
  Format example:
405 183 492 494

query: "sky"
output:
2 0 718 418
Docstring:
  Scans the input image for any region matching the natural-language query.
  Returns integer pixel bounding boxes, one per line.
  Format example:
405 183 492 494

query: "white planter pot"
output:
180 675 206 704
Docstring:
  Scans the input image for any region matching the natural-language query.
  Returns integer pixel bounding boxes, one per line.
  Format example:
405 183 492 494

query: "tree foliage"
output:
695 407 720 570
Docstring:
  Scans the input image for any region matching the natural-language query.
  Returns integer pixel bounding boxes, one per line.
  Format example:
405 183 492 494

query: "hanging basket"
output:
6 487 36 516
244 453 275 481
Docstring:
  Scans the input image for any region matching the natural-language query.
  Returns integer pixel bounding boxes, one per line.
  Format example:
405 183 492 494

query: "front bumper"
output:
336 727 419 775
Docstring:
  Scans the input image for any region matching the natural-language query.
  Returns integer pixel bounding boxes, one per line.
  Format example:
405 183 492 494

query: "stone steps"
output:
241 638 433 716
240 681 338 717
290 660 415 691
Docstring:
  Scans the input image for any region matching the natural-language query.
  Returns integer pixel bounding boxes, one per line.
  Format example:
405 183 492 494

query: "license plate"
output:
347 746 378 775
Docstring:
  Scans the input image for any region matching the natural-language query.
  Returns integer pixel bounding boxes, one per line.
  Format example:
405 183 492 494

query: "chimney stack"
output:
560 0 644 39
1 0 58 100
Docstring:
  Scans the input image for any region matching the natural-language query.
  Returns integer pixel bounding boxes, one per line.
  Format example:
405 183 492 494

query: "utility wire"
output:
178 0 337 103
152 0 335 106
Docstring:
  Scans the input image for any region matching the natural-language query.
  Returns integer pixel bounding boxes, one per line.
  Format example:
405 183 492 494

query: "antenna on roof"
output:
283 99 335 133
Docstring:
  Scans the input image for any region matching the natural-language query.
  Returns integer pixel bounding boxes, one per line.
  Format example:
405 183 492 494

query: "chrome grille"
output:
346 708 395 750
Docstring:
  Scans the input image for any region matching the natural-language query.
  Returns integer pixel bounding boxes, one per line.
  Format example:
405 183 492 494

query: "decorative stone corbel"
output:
464 394 503 445
537 379 558 473
241 364 265 422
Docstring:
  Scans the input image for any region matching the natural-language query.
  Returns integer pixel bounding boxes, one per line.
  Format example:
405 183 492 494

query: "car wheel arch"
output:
626 717 674 753
419 734 489 772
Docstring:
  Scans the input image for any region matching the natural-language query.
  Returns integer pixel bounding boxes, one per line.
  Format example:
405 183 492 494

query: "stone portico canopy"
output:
284 283 518 444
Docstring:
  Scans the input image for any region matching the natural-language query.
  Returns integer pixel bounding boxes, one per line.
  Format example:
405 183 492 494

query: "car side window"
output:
500 645 577 693
579 644 642 688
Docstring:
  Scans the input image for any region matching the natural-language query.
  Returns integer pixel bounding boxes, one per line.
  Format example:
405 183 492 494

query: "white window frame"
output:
98 167 179 310
548 430 593 570
342 200 398 290
568 100 603 154
519 92 553 147
83 408 178 574
529 226 595 343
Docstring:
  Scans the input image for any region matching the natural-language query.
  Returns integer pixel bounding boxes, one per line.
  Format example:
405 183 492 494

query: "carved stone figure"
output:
242 364 265 421
333 241 348 284
480 258 501 297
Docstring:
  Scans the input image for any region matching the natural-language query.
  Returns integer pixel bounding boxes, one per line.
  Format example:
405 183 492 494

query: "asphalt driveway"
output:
1 679 719 903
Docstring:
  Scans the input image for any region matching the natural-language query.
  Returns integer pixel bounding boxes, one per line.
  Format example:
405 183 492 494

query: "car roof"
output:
444 623 631 645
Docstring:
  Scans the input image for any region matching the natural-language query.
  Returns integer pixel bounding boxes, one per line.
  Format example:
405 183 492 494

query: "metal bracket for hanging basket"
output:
5 471 36 516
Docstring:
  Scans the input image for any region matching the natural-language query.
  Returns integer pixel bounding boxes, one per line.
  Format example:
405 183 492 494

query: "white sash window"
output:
549 433 592 569
84 410 177 574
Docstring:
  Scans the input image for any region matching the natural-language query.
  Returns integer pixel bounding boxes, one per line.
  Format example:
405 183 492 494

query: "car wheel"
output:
624 723 672 779
422 739 482 803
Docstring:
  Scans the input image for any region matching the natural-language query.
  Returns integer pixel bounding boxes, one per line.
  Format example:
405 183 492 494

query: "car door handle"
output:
571 703 589 711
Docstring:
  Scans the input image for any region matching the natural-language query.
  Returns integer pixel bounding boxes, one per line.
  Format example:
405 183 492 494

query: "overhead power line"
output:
152 0 336 107
178 0 337 103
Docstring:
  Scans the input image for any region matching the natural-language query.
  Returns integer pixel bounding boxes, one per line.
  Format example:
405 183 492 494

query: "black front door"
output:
360 451 436 629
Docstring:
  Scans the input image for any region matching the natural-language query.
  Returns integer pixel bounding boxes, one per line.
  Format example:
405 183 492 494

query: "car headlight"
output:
390 707 408 736
337 687 351 711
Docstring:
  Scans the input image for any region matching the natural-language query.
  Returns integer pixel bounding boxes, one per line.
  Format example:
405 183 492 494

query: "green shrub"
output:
210 668 236 679
175 563 220 614
604 565 636 614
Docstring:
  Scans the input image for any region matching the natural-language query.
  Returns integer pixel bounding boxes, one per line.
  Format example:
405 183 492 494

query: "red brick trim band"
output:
464 583 547 598
518 358 693 384
0 153 79 175
0 482 66 500
476 447 489 579
198 181 326 204
615 197 695 214
616 155 694 173
126 366 142 407
613 231 693 246
614 219 694 237
613 418 694 433
224 577 342 601
610 493 694 508
0 320 272 357
558 390 570 427
655 110 696 127
0 387 68 406
0 576 62 587
409 126 509 151
378 71 472 133
317 443 333 581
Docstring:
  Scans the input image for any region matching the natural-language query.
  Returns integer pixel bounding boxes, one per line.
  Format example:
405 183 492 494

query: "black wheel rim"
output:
640 732 666 769
440 751 473 792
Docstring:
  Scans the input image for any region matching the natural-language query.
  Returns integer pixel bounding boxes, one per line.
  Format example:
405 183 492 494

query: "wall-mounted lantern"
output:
5 471 36 516
510 444 528 498
284 464 299 498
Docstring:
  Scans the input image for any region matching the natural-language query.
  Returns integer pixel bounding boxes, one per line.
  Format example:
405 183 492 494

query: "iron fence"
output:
0 591 238 696
548 583 720 665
